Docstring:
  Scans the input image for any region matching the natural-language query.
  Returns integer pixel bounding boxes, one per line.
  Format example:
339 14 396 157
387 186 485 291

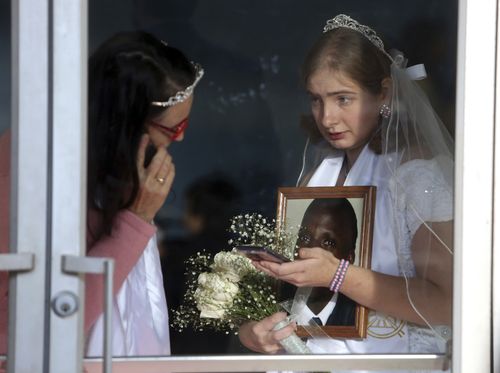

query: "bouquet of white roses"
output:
171 249 282 331
171 214 310 353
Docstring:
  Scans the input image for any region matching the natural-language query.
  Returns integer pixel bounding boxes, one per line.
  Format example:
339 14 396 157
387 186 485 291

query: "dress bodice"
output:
289 145 452 371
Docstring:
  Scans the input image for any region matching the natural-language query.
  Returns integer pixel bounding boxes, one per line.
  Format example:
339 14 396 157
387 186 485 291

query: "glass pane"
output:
0 0 11 368
86 0 457 367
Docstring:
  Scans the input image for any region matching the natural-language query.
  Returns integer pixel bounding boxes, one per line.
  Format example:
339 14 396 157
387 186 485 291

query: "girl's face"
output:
307 68 385 159
146 95 194 148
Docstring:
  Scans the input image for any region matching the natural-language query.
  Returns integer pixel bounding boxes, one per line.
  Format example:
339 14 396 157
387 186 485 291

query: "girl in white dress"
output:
238 14 453 373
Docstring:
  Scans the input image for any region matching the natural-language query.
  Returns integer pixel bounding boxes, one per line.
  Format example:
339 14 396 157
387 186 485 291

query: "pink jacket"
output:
0 130 157 355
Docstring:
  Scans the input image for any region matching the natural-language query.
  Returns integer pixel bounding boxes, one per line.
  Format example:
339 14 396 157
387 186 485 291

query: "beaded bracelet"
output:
329 259 345 291
328 259 350 293
333 260 350 293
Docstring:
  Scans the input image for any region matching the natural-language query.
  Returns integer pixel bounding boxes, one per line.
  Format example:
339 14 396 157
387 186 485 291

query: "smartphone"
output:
235 245 291 263
144 143 157 168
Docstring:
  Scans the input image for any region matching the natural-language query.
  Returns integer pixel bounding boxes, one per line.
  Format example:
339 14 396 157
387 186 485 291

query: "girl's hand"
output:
128 134 175 222
254 247 339 288
238 312 296 354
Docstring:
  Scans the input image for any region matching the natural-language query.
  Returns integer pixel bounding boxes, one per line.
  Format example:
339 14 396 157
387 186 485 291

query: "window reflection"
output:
159 174 246 354
85 0 457 357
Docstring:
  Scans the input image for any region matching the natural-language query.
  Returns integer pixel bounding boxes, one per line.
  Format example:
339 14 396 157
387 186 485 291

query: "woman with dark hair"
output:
239 15 453 370
83 31 204 356
0 30 204 357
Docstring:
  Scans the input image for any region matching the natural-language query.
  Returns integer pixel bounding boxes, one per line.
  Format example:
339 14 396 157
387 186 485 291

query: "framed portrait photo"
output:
276 186 376 339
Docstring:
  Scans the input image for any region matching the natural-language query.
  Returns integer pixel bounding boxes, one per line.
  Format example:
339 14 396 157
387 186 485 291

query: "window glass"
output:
0 0 10 138
86 0 457 361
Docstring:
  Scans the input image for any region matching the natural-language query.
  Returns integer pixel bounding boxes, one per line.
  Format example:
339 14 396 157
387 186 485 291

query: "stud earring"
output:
379 103 391 119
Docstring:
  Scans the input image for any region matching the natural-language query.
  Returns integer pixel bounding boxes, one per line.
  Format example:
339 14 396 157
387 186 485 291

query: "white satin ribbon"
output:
406 64 427 80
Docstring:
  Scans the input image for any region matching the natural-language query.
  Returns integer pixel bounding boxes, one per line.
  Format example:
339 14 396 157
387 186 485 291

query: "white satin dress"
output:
86 234 171 357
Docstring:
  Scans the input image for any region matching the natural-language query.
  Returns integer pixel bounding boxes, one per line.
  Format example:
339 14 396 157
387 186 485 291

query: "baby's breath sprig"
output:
228 213 298 260
226 272 280 326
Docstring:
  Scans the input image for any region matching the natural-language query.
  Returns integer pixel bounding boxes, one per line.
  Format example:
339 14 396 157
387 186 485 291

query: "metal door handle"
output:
0 253 34 272
63 255 114 373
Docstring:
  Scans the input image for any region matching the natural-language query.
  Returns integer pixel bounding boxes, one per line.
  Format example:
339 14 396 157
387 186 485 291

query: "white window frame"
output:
7 0 49 371
453 0 495 373
4 0 497 371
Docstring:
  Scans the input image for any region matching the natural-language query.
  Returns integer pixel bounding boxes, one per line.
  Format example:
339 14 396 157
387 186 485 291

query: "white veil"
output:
383 49 454 342
383 51 454 186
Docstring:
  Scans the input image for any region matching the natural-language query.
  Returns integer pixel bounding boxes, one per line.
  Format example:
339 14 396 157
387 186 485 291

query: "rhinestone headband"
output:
151 62 205 107
323 14 394 62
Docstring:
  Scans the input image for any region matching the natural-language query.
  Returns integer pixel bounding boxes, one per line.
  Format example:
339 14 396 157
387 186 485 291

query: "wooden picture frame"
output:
276 186 376 339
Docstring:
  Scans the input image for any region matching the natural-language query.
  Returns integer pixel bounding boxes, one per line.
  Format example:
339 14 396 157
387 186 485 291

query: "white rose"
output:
194 273 239 319
200 308 226 318
195 295 228 319
211 289 236 302
217 270 241 283
197 272 238 294
212 251 254 281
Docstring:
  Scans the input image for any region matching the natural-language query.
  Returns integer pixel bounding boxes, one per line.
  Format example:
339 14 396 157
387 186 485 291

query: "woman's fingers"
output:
298 246 330 259
261 311 288 329
136 136 170 183
160 162 175 193
252 261 277 276
259 260 305 277
272 320 296 341
155 152 174 184
261 313 296 353
238 312 294 354
146 147 168 179
255 248 338 287
255 261 309 286
129 144 175 223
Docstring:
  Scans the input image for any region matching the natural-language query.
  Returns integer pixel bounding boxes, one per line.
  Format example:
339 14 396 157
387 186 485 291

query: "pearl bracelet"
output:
329 259 350 293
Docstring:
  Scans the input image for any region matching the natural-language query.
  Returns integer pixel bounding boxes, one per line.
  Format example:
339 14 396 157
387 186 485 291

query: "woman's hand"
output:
254 247 339 288
238 312 296 354
128 134 175 222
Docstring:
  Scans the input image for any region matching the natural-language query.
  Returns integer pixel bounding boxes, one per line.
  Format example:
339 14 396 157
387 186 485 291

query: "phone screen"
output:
235 245 291 263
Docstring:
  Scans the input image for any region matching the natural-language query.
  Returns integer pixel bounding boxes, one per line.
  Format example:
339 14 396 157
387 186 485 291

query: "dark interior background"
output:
86 0 458 230
0 0 458 355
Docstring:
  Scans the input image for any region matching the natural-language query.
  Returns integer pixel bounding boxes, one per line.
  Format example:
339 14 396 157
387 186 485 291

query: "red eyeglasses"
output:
150 117 189 141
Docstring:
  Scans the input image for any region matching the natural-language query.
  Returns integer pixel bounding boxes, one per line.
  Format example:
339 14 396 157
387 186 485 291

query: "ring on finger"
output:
156 176 166 184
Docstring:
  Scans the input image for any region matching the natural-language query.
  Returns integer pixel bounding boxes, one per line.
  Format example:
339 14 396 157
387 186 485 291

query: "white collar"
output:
296 292 339 326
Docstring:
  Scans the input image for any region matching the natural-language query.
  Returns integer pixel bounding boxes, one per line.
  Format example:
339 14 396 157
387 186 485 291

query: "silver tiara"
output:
323 14 393 62
151 62 205 107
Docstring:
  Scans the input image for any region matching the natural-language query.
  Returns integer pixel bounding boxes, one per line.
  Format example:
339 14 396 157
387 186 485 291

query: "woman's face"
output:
307 68 383 158
297 209 354 261
146 95 194 148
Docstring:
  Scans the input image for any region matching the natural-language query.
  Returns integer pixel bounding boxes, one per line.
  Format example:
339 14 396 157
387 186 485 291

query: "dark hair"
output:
88 31 197 238
303 198 358 257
